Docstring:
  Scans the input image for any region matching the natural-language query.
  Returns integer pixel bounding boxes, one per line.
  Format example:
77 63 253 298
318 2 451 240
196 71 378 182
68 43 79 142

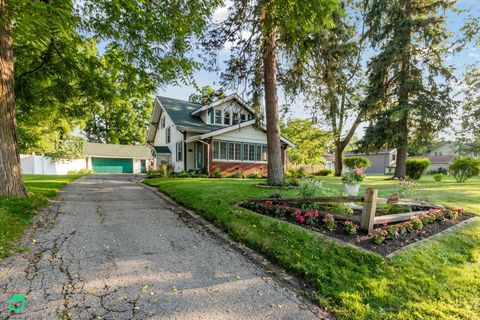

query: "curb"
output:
138 182 334 319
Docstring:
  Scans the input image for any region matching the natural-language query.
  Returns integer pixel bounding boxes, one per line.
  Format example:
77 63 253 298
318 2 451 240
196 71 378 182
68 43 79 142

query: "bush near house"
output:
316 168 334 176
449 157 480 183
343 156 371 169
406 158 431 180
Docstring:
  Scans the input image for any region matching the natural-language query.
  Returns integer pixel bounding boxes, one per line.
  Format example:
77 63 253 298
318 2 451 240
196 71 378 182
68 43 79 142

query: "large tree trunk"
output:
393 115 408 179
334 141 345 176
263 11 284 185
0 0 27 197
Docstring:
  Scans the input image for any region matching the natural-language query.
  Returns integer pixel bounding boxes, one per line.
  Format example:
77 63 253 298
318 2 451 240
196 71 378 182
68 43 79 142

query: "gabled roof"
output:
190 93 255 116
185 120 296 148
84 142 152 158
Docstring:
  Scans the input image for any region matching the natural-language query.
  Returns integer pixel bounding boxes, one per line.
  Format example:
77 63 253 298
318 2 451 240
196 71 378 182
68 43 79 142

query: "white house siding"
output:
153 110 185 172
215 125 267 144
21 154 87 175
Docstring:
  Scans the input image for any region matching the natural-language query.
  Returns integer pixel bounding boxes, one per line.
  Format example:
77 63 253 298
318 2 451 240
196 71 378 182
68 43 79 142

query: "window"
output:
255 145 261 161
176 142 183 162
228 142 242 161
261 146 267 161
224 111 231 125
240 113 247 122
160 116 165 128
232 112 239 125
392 153 396 161
243 143 255 161
215 110 222 124
166 127 171 144
213 141 227 160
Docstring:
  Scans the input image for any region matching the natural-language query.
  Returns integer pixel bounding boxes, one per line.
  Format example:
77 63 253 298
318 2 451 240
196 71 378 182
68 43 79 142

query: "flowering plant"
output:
372 228 388 244
323 213 336 231
341 166 366 184
344 220 358 235
410 216 424 230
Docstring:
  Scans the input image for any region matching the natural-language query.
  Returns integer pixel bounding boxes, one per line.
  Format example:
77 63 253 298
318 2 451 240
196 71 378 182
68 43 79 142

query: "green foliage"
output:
286 166 305 179
188 85 225 104
298 179 322 198
405 158 431 180
246 172 264 179
44 137 84 161
212 168 223 178
316 168 334 176
67 169 93 175
343 157 371 169
449 157 480 183
433 173 444 182
330 203 354 216
282 119 331 165
148 164 173 179
341 167 366 184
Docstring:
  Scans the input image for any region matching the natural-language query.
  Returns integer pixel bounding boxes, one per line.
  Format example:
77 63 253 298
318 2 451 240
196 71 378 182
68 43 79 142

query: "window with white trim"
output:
213 141 227 160
161 116 165 128
261 146 267 161
232 112 239 125
223 111 231 125
176 142 183 162
243 143 255 161
166 127 171 144
240 113 247 122
228 142 242 161
215 110 222 124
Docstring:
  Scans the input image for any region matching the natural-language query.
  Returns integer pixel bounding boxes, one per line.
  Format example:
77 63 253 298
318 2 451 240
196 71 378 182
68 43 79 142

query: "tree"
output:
281 119 331 165
203 0 339 185
358 0 457 179
189 85 226 104
283 1 370 176
0 0 221 196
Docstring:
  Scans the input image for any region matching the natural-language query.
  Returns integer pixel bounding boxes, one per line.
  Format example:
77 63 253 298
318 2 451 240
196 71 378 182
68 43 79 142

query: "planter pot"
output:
343 183 360 196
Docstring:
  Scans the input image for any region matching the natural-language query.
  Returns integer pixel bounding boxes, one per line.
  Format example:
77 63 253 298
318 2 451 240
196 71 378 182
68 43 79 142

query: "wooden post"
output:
361 188 378 234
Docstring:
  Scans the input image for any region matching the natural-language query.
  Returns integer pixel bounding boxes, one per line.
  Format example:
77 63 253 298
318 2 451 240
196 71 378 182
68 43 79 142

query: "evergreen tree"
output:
358 0 457 178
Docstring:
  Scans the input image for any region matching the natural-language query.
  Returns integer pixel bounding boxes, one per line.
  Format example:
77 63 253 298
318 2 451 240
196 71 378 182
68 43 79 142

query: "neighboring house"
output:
347 149 397 174
322 153 335 170
409 155 453 172
21 142 154 174
426 141 479 159
146 94 294 175
84 142 153 174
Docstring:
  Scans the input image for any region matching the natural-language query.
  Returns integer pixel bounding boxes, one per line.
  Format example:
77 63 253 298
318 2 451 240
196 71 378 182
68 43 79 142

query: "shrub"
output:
344 157 371 170
406 158 431 180
449 157 480 183
433 173 444 182
283 178 299 187
229 172 246 179
212 168 222 178
344 221 357 235
148 164 173 178
323 213 336 231
330 203 354 216
429 167 448 175
68 168 92 175
247 172 263 179
372 228 387 244
385 225 400 240
286 166 305 178
316 168 333 176
298 179 321 198
410 216 424 230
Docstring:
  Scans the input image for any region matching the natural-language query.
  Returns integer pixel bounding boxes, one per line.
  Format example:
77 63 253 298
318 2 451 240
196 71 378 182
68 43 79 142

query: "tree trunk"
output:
334 141 345 176
263 11 284 185
393 115 408 179
0 0 27 197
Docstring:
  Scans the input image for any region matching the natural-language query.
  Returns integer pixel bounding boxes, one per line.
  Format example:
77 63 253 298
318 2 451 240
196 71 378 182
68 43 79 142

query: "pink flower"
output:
305 212 312 217
383 222 388 227
314 210 319 218
295 210 301 216
284 204 289 209
299 217 305 223
275 204 280 209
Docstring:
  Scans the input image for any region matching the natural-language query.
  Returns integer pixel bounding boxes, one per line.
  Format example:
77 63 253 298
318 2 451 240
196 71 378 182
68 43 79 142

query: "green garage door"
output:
92 157 133 173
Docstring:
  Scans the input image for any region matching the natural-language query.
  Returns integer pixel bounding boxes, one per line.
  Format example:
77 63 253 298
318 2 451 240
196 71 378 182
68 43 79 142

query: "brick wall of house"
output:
211 162 268 176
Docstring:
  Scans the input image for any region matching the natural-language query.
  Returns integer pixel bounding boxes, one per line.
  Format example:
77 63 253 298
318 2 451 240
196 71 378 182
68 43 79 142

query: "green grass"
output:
144 175 480 320
0 174 82 258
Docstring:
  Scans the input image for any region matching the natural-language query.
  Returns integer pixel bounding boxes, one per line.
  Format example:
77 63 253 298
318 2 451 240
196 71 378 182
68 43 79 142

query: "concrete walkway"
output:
0 175 327 319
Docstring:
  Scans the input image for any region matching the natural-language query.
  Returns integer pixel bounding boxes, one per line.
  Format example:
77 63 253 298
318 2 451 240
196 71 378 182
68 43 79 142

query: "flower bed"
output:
240 200 472 255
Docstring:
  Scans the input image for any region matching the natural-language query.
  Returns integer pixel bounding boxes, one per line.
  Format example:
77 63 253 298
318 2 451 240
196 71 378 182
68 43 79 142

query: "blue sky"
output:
160 0 479 137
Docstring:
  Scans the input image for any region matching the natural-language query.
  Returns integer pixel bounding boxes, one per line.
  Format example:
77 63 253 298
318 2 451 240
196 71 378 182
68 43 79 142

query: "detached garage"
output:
84 142 153 174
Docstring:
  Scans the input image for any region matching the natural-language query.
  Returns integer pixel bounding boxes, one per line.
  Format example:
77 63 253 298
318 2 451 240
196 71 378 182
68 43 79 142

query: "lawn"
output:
0 174 83 258
144 175 480 320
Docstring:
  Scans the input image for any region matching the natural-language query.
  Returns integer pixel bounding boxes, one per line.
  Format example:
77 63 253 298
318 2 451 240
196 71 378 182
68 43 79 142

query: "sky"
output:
159 0 480 138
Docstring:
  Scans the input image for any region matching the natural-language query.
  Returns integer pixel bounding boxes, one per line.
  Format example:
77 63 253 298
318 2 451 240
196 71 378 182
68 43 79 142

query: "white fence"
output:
20 154 86 175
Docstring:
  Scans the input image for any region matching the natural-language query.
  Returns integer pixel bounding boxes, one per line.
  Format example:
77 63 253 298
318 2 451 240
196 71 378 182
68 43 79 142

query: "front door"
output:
195 142 204 170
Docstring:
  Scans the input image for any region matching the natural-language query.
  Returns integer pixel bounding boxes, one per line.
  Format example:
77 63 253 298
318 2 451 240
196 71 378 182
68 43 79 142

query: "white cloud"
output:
212 1 232 23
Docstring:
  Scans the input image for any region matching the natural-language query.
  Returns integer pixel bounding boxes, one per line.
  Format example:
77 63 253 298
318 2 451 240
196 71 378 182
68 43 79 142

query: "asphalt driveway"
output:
0 174 327 319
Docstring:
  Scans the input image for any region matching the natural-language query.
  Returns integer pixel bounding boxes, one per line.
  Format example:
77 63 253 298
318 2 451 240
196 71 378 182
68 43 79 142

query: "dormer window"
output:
240 113 247 122
232 112 239 125
224 111 231 125
215 110 222 124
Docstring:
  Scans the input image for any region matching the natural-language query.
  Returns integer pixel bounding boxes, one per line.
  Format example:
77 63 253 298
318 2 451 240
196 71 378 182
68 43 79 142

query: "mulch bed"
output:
240 201 474 256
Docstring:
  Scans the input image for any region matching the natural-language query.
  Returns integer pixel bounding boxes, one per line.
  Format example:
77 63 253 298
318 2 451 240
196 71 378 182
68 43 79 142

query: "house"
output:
322 153 335 170
347 149 397 174
426 141 479 159
84 142 153 174
146 94 295 176
409 155 453 172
